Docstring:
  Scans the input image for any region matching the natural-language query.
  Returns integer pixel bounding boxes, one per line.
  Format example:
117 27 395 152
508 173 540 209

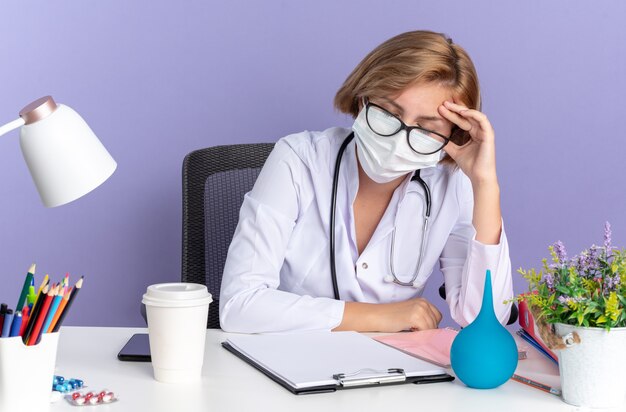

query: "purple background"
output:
1 1 624 327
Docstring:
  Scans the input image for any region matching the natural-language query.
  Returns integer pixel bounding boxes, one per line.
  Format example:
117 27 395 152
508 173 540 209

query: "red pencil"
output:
21 284 48 344
27 286 55 346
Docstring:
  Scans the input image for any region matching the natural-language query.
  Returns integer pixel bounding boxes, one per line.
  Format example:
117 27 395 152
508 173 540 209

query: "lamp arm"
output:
0 117 26 138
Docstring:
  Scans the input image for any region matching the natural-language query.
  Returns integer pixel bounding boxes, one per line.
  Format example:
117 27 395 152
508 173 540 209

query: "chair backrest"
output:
182 143 275 328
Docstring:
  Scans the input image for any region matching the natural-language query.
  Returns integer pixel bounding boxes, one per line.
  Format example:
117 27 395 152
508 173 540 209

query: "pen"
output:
511 374 561 396
9 311 22 337
26 282 36 306
0 303 8 334
16 263 36 314
19 305 30 336
1 309 14 337
0 303 7 332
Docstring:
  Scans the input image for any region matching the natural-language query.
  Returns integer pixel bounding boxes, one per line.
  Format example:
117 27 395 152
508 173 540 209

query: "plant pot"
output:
555 323 626 408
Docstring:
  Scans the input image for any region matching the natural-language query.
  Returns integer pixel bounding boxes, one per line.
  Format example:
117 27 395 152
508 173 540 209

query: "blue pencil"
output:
41 285 62 335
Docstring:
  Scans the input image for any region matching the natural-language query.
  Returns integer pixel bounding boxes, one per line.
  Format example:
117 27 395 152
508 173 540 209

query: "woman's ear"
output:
352 97 364 117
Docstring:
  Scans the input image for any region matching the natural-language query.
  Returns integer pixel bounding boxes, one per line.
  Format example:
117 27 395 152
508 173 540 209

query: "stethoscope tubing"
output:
330 132 355 300
330 132 432 300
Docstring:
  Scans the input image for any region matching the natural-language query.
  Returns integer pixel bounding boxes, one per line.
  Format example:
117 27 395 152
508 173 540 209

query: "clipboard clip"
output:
332 368 406 387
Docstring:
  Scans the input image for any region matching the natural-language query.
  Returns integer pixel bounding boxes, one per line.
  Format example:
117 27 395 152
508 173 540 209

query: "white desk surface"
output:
49 327 579 412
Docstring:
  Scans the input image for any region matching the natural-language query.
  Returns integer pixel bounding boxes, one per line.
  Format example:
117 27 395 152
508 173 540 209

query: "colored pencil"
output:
41 285 63 336
29 275 49 318
16 263 35 315
52 277 83 333
28 286 55 346
511 374 561 396
22 285 48 344
47 286 72 333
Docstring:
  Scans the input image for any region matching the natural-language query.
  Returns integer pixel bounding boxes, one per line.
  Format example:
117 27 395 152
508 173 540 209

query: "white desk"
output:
50 327 575 412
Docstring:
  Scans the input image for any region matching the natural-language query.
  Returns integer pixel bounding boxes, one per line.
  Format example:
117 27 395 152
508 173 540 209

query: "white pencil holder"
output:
0 332 59 412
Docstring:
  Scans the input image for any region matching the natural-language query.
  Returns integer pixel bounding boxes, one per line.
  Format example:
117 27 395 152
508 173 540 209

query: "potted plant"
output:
515 222 626 408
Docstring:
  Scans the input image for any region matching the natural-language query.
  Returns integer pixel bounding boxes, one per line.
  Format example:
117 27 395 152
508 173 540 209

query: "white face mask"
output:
352 106 443 184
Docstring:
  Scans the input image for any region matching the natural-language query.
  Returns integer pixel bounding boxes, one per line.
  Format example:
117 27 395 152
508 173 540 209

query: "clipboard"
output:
222 331 454 395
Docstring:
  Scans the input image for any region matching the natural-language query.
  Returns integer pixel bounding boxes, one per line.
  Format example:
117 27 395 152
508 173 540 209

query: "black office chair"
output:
181 143 275 329
179 142 517 328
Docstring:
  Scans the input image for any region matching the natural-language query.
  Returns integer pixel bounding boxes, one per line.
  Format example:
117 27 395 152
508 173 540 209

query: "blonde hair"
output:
334 30 480 162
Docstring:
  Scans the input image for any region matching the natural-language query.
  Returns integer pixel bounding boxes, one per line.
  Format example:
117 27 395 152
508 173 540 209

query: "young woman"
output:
219 30 513 333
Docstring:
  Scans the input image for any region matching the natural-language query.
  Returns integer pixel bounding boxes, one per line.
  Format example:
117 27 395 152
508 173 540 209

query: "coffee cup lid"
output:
142 283 213 308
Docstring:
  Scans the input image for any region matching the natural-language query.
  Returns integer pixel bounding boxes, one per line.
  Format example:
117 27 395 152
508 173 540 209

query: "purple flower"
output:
574 249 596 278
543 273 555 290
604 221 613 254
604 273 621 293
553 241 568 264
574 246 602 278
574 253 586 270
558 295 584 306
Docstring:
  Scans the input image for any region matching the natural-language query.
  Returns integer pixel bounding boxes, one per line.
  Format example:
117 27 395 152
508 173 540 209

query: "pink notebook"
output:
374 328 458 368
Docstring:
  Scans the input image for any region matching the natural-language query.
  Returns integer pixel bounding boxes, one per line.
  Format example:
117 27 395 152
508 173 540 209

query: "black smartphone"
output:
117 333 151 362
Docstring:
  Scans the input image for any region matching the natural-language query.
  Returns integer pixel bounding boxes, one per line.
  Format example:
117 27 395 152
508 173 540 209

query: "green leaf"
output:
556 285 571 295
576 312 584 325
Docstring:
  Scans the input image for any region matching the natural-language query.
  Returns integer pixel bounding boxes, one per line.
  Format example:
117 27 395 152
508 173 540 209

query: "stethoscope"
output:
329 132 432 300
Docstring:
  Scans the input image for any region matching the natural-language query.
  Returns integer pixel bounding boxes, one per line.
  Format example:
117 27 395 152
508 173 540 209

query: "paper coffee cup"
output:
142 283 212 383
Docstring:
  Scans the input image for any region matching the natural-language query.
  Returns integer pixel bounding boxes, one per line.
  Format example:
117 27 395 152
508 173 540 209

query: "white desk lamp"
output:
0 96 117 207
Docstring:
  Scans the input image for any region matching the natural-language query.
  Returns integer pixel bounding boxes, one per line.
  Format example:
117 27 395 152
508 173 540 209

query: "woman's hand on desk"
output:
334 298 442 332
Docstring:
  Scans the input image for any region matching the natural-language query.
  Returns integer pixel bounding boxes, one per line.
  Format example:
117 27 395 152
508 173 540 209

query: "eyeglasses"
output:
364 100 451 155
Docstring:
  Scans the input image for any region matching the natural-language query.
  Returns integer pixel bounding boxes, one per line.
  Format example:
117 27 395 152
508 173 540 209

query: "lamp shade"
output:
18 96 117 207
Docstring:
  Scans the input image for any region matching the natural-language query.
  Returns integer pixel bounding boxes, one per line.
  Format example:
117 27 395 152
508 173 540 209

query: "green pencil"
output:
15 263 35 312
